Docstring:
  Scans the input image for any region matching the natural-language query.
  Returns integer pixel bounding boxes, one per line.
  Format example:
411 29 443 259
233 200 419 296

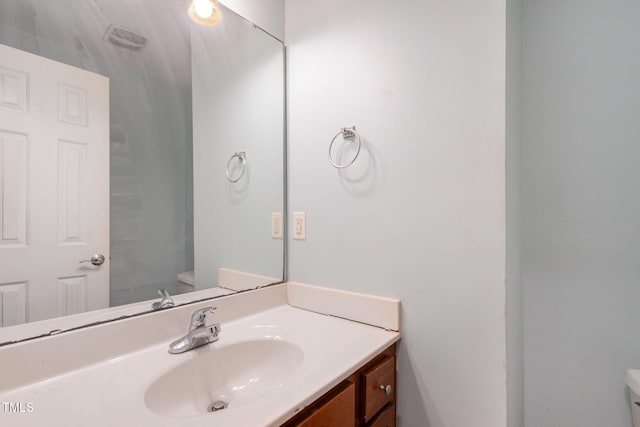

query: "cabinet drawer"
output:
361 356 395 422
295 381 355 427
367 404 395 427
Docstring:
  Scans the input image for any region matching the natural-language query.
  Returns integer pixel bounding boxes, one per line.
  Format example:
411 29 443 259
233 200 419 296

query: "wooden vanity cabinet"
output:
290 381 356 427
282 343 397 427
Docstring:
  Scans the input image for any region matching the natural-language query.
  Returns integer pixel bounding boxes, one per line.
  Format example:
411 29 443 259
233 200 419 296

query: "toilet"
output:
627 370 640 426
177 271 195 294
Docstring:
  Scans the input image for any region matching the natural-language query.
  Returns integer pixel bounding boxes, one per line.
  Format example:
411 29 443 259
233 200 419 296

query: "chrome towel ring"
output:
329 126 361 169
226 151 247 182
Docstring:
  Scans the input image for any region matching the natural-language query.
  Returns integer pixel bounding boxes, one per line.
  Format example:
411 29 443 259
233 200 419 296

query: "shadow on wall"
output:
330 133 384 196
397 343 438 427
227 155 251 203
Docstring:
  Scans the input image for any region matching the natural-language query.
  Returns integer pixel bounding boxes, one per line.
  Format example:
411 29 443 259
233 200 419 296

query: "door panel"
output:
0 131 27 247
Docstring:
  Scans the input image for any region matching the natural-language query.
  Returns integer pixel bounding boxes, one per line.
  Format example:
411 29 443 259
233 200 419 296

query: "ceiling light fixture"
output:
188 0 223 26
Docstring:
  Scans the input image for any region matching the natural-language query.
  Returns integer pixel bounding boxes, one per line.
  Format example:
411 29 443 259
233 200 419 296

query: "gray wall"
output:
286 0 508 425
522 1 640 425
507 0 524 425
108 62 193 304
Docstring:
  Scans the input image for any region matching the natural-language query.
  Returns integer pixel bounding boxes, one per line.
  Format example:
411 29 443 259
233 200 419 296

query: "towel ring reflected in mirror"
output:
329 126 361 169
226 151 247 182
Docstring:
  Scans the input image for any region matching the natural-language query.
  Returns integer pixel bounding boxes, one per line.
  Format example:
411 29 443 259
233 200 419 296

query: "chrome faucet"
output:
151 289 175 310
168 307 220 354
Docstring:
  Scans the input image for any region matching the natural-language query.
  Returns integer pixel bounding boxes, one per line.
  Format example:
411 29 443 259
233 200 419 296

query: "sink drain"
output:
207 400 229 412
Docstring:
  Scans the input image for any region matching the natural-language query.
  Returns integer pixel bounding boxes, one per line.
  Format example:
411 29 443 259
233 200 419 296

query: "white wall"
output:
522 1 640 426
222 0 284 40
506 0 524 425
286 0 507 425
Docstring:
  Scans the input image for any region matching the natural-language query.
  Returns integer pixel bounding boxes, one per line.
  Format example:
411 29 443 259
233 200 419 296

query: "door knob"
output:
79 254 106 266
379 384 392 397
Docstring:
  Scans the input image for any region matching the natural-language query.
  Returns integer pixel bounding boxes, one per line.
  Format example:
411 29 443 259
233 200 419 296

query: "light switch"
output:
271 212 283 239
293 212 306 240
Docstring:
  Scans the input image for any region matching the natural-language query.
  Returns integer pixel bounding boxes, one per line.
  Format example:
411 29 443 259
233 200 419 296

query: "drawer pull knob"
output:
379 384 392 397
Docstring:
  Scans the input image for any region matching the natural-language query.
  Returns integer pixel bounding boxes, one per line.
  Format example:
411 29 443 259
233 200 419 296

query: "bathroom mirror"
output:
0 0 285 340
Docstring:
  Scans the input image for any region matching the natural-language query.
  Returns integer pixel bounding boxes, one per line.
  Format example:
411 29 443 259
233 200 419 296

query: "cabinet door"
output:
367 404 395 427
296 382 355 427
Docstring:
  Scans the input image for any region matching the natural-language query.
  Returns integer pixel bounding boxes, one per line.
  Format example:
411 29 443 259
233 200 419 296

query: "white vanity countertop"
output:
0 304 400 427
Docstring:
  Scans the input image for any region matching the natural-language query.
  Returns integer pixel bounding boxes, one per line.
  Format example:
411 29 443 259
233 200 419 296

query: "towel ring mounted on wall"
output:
226 151 247 182
328 126 361 169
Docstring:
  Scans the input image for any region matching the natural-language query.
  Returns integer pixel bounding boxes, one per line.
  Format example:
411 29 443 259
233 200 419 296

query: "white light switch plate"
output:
271 212 283 239
293 212 306 240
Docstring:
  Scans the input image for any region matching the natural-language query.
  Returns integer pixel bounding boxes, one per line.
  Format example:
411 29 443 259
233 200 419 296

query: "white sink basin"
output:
144 339 304 417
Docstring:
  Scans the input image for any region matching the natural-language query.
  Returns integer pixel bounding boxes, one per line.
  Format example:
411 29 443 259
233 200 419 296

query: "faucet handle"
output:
151 289 175 310
190 306 217 329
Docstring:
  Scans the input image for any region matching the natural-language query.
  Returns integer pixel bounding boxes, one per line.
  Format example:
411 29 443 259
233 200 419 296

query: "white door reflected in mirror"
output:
0 44 110 326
